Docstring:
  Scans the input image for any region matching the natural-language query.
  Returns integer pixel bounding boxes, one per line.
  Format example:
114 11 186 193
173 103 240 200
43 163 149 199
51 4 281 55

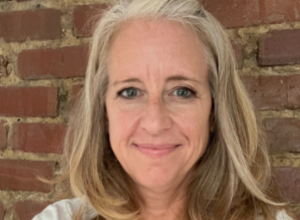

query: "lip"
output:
134 144 179 157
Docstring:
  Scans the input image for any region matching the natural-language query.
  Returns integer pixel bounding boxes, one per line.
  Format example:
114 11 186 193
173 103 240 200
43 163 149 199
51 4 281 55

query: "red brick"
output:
203 0 300 27
0 87 57 117
73 4 108 37
70 84 83 104
264 118 300 152
0 9 61 42
287 75 300 109
231 41 244 69
273 167 300 203
0 55 7 78
17 45 89 79
14 200 50 220
258 30 300 66
0 202 4 220
241 76 287 110
202 0 260 28
12 123 66 154
0 122 6 151
259 0 300 24
71 84 83 98
0 159 55 192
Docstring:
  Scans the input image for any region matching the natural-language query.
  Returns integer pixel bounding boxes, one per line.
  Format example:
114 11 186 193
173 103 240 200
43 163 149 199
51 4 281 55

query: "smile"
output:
134 144 179 157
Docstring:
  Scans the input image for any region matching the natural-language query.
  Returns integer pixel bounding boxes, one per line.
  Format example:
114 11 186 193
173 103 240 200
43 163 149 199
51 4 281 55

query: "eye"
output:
172 87 196 98
118 87 140 99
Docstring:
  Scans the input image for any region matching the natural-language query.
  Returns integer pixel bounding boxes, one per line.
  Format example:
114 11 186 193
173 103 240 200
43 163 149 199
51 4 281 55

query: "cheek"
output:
107 106 139 147
180 106 210 131
178 106 211 152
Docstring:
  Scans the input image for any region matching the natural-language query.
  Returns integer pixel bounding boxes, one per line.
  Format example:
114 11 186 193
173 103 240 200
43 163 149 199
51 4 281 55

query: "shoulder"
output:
256 209 295 220
276 209 295 220
32 198 98 220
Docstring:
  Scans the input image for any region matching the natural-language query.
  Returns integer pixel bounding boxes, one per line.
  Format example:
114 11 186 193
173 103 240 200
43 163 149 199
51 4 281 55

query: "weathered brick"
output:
258 29 300 66
0 201 4 220
0 122 6 151
70 84 83 105
0 87 57 117
0 9 61 42
264 118 300 152
287 75 300 109
73 4 107 37
0 159 55 192
203 0 300 27
17 45 89 79
259 0 300 24
202 0 260 28
241 76 287 110
0 55 7 78
14 200 50 220
231 41 244 69
12 123 66 154
273 167 300 203
71 84 83 98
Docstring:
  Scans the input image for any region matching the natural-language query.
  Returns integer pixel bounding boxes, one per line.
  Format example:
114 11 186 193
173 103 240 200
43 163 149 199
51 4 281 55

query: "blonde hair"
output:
62 0 284 219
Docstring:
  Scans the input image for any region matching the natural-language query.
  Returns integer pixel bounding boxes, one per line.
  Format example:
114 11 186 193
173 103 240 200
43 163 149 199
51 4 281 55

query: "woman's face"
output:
106 19 212 191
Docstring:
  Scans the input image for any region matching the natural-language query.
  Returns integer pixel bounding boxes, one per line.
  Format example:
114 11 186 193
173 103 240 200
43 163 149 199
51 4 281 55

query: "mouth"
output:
133 143 179 157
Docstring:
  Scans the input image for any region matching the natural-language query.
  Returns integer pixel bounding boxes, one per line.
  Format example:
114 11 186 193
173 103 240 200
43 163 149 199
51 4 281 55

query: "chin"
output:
133 166 185 190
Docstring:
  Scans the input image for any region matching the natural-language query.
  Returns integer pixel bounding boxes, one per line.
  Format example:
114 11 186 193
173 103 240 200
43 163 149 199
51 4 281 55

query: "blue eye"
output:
119 88 140 99
173 87 195 98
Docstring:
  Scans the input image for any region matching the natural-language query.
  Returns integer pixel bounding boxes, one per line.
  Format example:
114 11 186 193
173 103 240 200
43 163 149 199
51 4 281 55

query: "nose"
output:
141 97 172 135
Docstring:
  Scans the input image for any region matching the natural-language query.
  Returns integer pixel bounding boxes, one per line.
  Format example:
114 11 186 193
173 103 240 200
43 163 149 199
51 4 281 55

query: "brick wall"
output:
0 0 299 219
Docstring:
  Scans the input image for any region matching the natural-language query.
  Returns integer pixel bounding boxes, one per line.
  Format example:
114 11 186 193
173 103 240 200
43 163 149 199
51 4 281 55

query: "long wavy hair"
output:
61 0 285 219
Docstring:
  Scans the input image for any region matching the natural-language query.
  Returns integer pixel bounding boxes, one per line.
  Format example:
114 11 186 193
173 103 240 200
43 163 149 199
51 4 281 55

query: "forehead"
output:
108 18 208 82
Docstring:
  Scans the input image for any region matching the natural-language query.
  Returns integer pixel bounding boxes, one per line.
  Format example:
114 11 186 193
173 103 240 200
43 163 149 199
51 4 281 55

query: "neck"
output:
140 191 186 220
134 173 191 220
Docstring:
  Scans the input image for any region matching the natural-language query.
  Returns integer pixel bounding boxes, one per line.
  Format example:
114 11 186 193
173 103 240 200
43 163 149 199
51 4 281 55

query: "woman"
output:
33 0 294 219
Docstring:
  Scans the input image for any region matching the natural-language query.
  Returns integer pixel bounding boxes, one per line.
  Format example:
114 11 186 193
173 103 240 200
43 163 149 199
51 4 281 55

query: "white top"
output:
32 198 98 220
32 198 294 220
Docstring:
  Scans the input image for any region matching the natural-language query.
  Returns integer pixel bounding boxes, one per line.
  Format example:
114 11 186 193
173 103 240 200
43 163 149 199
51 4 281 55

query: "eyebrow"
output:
113 75 201 86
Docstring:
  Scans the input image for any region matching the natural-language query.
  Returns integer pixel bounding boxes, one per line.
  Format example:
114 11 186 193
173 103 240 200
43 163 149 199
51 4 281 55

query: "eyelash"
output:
117 87 197 99
117 87 140 99
172 86 196 98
